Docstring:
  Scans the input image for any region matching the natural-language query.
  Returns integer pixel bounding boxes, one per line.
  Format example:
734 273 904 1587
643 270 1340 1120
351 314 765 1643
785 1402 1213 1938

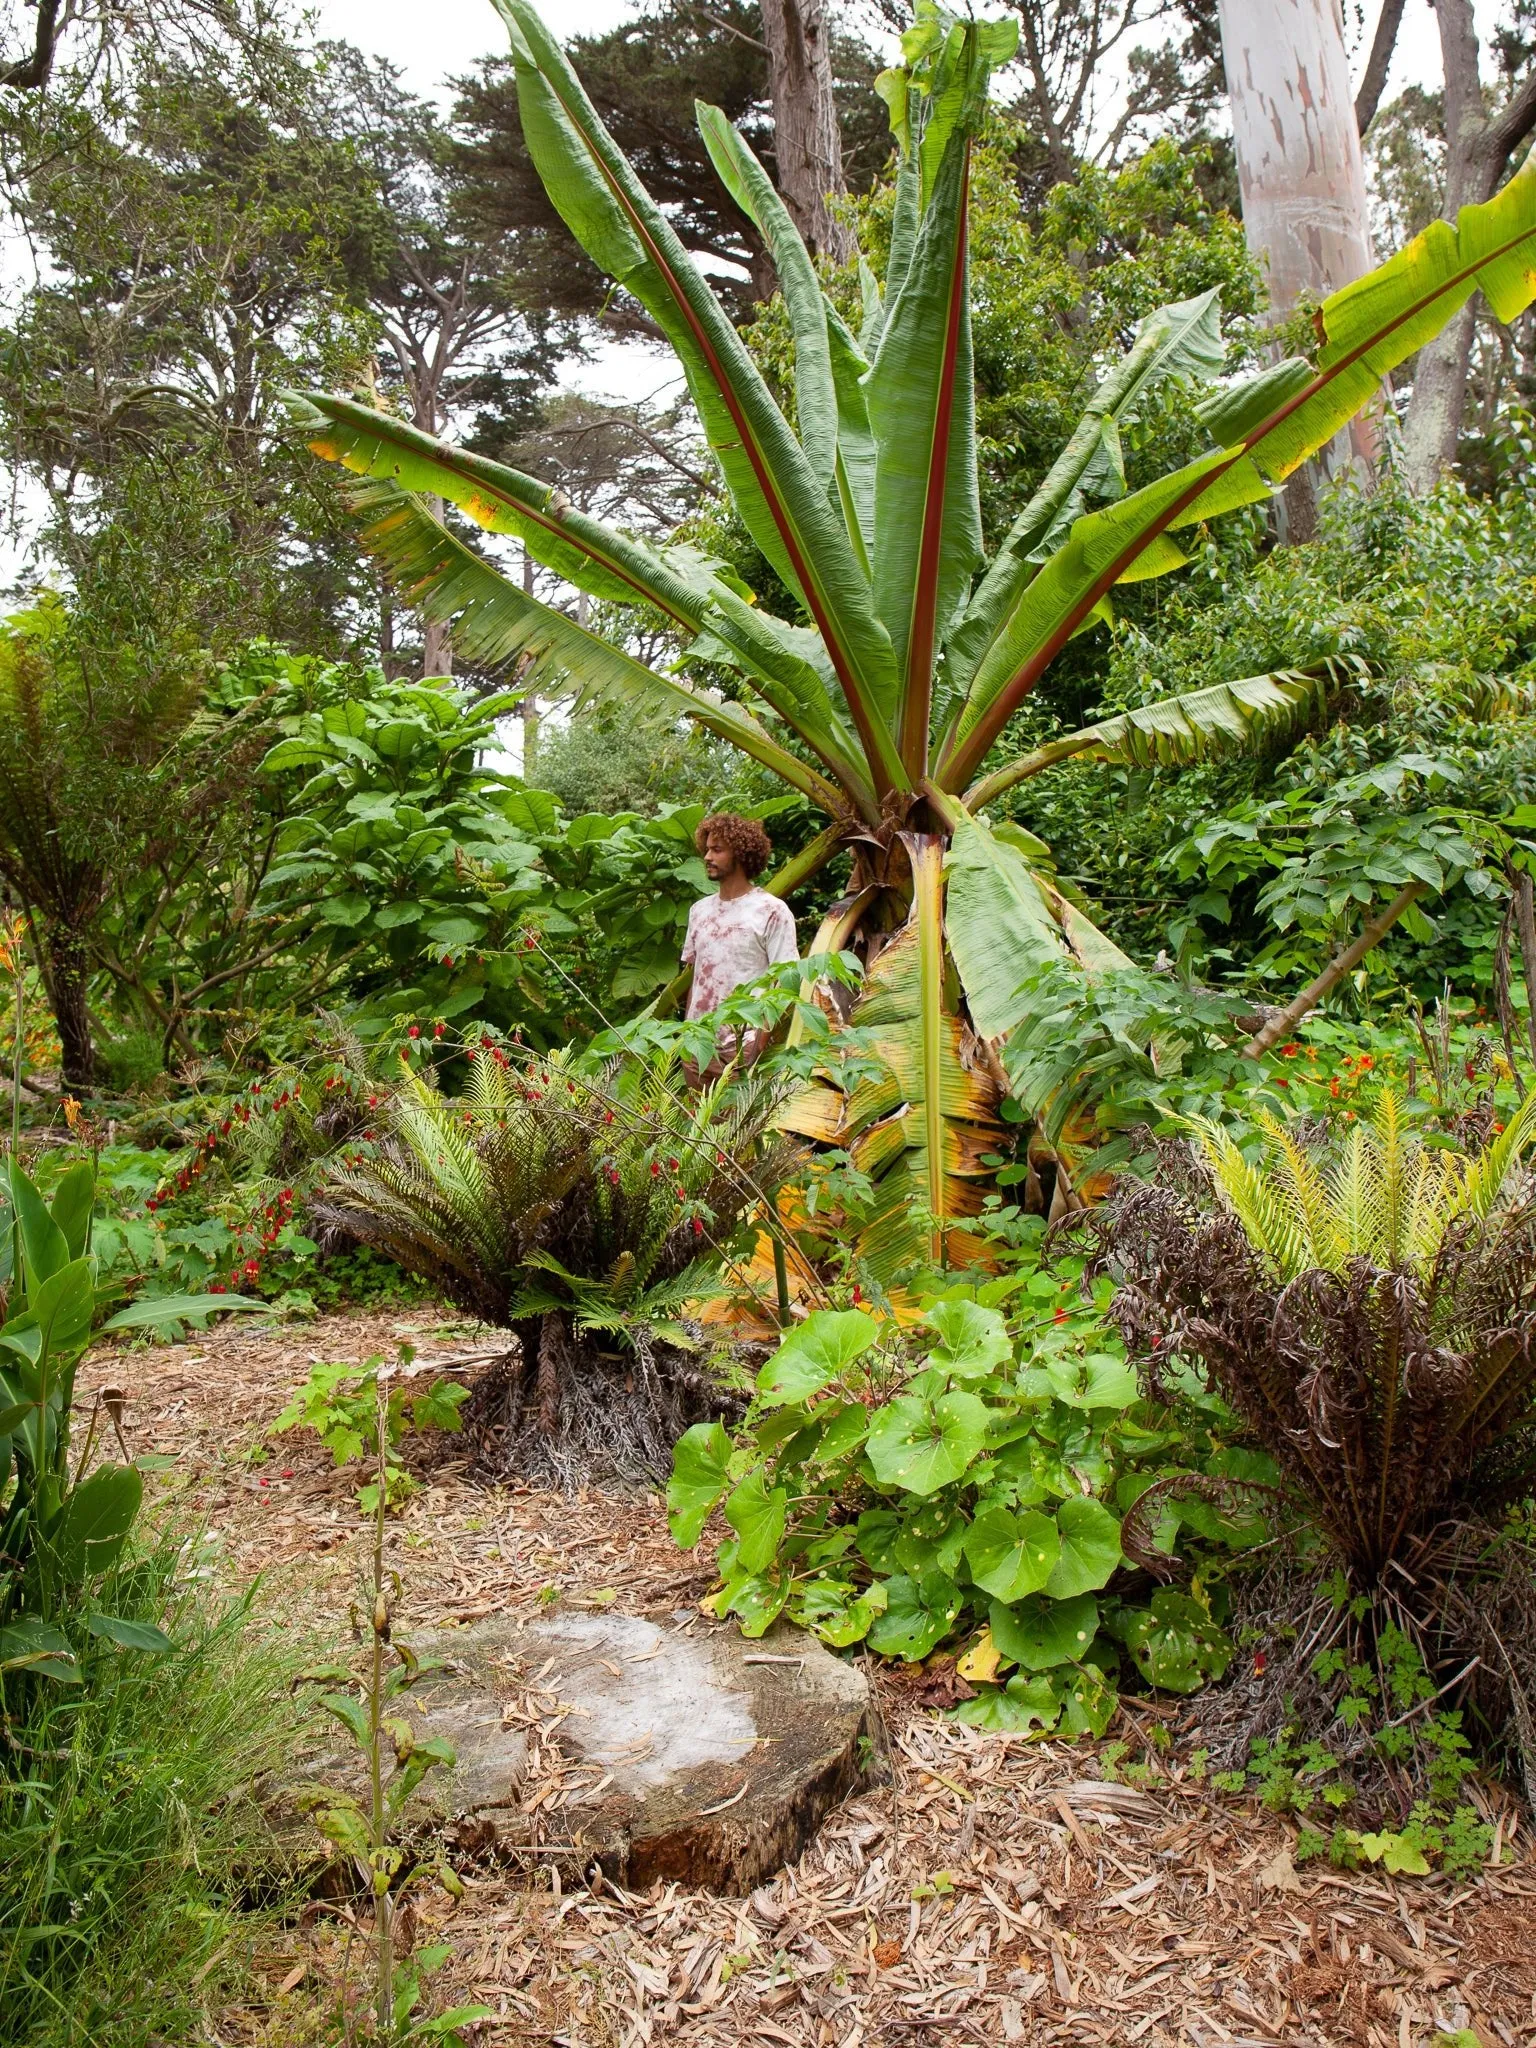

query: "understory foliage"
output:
0 1538 300 2048
313 1046 787 1482
1095 1094 1536 1579
669 1226 1269 1736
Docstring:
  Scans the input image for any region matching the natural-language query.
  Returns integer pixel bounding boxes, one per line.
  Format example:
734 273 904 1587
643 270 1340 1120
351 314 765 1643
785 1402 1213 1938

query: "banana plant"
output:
286 0 1536 1281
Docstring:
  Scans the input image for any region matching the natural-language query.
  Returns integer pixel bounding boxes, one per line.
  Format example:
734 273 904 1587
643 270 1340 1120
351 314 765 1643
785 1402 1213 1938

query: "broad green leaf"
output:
306 1795 373 1863
724 1469 788 1575
867 122 981 754
31 1256 96 1368
952 1671 1061 1731
1357 1831 1432 1876
963 1505 1060 1602
1044 1496 1123 1598
989 1591 1100 1671
866 1388 989 1496
1117 1590 1231 1693
1054 1661 1119 1737
756 1308 880 1407
1043 1350 1140 1410
923 1297 1010 1380
101 1292 267 1332
716 1566 789 1637
792 1577 888 1648
945 807 1131 1043
319 1689 372 1748
865 1570 963 1660
10 1163 68 1291
85 1614 173 1654
48 1464 143 1582
666 1421 732 1547
0 1618 79 1681
49 1161 96 1262
695 103 837 485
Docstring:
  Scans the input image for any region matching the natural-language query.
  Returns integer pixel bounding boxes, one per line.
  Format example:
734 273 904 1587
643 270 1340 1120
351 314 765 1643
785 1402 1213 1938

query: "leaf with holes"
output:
952 1671 1061 1731
756 1308 881 1407
1044 1496 1122 1597
1116 1590 1231 1693
866 1571 963 1660
923 1297 1011 1381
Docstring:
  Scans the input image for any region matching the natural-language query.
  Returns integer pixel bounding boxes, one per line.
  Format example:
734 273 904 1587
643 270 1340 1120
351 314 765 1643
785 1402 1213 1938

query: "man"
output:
681 812 798 1075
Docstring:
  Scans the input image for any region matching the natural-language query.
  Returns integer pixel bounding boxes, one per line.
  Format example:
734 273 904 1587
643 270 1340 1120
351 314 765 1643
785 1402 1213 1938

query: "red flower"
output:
407 1025 421 1040
280 1189 293 1203
433 1021 445 1040
1053 1308 1068 1324
1357 1053 1375 1071
244 1259 260 1278
1280 1042 1301 1059
1253 1650 1268 1676
650 1160 660 1178
282 1469 294 1479
852 1284 863 1306
692 1216 704 1237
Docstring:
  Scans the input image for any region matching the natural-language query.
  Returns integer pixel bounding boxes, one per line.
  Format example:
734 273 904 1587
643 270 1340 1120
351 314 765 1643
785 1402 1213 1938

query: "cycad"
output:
313 1046 786 1480
1185 1087 1536 1282
288 0 1536 1280
1098 1098 1536 1580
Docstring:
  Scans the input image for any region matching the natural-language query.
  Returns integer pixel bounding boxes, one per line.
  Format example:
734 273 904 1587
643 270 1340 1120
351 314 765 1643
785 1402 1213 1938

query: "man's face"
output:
703 833 739 884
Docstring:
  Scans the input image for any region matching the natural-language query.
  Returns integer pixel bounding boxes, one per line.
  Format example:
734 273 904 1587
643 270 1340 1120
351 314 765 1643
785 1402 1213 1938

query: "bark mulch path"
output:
82 1310 1536 2048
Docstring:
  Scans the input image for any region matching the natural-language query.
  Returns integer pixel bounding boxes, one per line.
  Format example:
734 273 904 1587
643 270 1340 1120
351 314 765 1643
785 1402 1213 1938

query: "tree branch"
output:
1 0 64 89
1355 0 1406 136
1242 883 1425 1058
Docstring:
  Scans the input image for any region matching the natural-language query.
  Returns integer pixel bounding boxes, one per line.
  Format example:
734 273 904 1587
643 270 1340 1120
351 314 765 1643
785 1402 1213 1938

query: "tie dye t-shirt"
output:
682 888 799 1050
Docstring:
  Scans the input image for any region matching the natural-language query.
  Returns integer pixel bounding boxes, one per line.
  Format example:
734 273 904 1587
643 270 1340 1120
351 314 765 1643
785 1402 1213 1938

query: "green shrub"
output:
0 1535 302 2046
668 1225 1271 1735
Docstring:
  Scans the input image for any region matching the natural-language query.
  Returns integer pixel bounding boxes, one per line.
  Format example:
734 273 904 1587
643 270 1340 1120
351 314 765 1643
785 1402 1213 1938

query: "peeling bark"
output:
1217 0 1380 519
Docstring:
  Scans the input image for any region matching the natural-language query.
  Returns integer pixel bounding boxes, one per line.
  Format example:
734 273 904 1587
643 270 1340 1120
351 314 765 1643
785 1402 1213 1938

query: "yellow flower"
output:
63 1096 80 1130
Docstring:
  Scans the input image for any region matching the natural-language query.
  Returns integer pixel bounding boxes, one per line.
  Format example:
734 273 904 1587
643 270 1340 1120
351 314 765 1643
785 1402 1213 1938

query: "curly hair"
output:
695 812 773 879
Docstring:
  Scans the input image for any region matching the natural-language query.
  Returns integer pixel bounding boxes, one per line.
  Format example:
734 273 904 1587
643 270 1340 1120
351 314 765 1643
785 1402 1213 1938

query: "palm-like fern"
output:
1095 1103 1536 1581
1185 1088 1536 1282
314 1046 788 1476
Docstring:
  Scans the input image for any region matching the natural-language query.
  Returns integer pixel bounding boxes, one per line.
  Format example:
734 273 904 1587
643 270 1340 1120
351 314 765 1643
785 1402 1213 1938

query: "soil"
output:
81 1307 1536 2048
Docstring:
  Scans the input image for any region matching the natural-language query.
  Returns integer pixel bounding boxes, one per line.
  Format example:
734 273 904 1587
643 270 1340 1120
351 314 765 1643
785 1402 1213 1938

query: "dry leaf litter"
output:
79 1310 1536 2047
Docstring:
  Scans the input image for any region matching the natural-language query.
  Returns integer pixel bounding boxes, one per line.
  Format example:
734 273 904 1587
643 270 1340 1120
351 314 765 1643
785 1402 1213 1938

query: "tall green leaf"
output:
867 129 980 772
946 290 1225 690
491 0 907 792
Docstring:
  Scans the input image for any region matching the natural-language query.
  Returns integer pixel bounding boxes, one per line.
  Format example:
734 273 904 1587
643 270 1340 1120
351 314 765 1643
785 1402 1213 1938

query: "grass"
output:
0 1530 307 2047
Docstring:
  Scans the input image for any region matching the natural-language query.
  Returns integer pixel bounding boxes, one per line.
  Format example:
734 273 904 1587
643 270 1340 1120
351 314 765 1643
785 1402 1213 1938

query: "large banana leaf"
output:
945 290 1225 692
964 663 1343 810
944 808 1134 1044
335 477 847 813
939 152 1536 791
283 392 707 627
491 0 908 793
695 101 878 573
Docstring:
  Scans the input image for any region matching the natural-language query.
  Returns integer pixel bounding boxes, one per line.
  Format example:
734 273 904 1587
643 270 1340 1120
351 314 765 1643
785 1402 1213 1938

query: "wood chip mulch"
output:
80 1311 1536 2048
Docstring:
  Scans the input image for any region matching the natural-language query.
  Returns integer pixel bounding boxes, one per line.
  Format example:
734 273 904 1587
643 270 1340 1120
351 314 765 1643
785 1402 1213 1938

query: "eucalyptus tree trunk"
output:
1216 0 1378 537
760 0 853 263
